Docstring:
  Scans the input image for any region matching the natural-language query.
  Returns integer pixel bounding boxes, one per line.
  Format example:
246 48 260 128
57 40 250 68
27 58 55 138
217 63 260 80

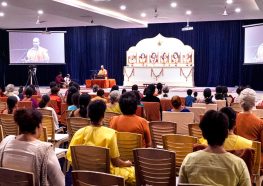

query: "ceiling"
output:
0 0 262 29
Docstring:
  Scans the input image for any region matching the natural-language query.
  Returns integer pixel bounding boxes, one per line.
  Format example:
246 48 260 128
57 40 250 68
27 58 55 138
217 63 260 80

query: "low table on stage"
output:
86 79 116 88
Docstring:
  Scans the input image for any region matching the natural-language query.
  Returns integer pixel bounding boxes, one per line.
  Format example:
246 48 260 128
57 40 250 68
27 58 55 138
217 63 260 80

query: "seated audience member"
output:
121 89 127 94
64 74 71 87
236 88 263 167
234 86 244 103
179 110 251 185
132 90 143 105
68 92 80 111
91 89 107 103
214 85 223 100
67 100 135 184
5 84 20 101
28 85 40 96
66 86 78 106
141 84 160 103
69 93 91 118
132 84 143 98
49 86 62 114
159 85 169 98
92 84 99 93
106 90 122 114
17 86 24 100
55 72 65 88
2 96 18 114
38 95 59 130
193 91 198 102
156 82 163 95
110 92 151 147
200 107 252 150
64 82 80 102
110 85 119 92
22 86 38 109
0 109 64 186
201 88 214 104
185 89 195 107
170 96 190 112
222 86 234 106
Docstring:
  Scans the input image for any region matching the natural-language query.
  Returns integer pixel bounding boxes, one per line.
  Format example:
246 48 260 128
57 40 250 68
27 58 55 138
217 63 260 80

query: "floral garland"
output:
124 67 135 81
151 68 164 81
180 68 193 81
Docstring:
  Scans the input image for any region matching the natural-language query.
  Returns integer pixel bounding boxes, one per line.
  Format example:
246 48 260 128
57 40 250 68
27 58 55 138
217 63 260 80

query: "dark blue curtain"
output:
1 19 263 89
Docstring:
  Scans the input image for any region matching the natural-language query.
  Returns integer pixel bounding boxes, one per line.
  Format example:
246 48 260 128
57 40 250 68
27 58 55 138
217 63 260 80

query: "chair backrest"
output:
133 148 176 186
149 121 177 148
0 101 6 113
252 109 263 119
142 102 161 121
230 102 242 112
72 170 125 186
135 105 145 118
251 141 261 177
0 167 34 186
160 99 173 111
39 127 48 142
0 114 19 137
163 134 197 168
0 97 8 102
37 108 53 116
103 112 121 127
60 103 68 125
215 100 226 110
41 115 55 141
162 111 194 135
256 106 263 109
47 99 58 111
188 123 202 139
192 103 206 108
116 132 142 162
180 97 186 106
187 107 206 123
71 145 110 173
192 103 217 112
0 125 3 143
17 101 32 109
67 117 90 141
178 184 212 186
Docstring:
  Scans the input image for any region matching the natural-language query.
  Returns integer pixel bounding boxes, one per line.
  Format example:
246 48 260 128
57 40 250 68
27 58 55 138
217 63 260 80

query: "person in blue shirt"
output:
185 89 195 107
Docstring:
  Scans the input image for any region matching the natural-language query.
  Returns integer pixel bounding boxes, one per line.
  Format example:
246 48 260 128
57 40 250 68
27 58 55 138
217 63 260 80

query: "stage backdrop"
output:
0 19 263 89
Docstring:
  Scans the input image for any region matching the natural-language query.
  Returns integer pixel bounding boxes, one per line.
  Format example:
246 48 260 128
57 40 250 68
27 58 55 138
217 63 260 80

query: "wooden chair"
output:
135 105 145 117
103 112 120 127
0 167 34 186
0 125 3 142
215 100 226 110
0 97 8 102
42 115 68 147
37 108 52 116
149 121 177 148
0 101 6 113
67 117 90 141
116 132 142 162
39 127 48 142
163 134 197 174
160 99 173 111
231 102 242 113
192 103 217 112
188 123 202 139
256 106 263 109
251 141 261 186
162 111 194 135
133 148 176 186
142 102 161 121
178 184 212 186
59 103 68 125
252 109 263 119
47 99 58 110
17 101 32 109
72 170 125 186
0 114 19 137
187 107 206 123
71 145 110 173
180 97 186 106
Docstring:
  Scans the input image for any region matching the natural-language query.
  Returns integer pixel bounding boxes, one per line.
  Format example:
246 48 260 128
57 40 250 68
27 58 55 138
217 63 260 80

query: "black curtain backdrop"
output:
1 19 263 89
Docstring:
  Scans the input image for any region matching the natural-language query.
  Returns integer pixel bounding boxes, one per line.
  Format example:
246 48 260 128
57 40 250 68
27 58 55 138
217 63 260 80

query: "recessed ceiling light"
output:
170 2 177 8
38 10 44 15
235 7 241 13
141 13 146 17
226 0 233 4
0 12 4 17
186 10 192 15
120 5 126 10
1 1 7 7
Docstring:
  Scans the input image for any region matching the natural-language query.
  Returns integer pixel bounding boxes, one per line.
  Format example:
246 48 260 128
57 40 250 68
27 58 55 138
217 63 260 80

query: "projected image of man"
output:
26 37 49 63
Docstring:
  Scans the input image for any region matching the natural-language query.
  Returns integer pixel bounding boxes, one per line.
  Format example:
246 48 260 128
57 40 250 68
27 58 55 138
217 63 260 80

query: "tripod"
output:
25 65 39 88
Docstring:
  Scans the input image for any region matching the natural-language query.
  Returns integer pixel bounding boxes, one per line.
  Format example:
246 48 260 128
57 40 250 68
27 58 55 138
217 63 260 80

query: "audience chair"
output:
0 97 8 102
256 106 263 109
162 111 194 135
72 170 125 186
116 132 142 162
71 145 110 173
135 105 145 118
103 112 121 127
42 115 68 147
37 108 53 116
67 117 90 141
0 114 19 137
39 127 48 142
59 103 68 125
163 134 197 174
149 121 177 148
0 167 34 186
178 184 212 186
142 102 161 121
0 101 6 113
251 141 261 186
160 99 173 111
187 107 206 123
192 103 217 112
17 101 32 109
188 123 203 139
0 125 3 143
47 99 58 110
230 103 242 113
215 100 226 110
133 148 176 186
252 109 263 119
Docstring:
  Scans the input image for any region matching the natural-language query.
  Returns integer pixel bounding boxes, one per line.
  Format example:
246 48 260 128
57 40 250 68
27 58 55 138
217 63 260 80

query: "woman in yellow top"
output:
199 107 252 150
106 90 122 114
66 100 135 184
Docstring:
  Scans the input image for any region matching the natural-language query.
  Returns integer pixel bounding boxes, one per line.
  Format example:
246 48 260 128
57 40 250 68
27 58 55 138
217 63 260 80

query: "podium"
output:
86 79 116 88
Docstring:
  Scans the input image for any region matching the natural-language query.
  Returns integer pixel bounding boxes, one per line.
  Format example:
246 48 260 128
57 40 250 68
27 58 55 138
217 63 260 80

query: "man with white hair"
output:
26 37 49 63
235 88 263 167
97 65 107 77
